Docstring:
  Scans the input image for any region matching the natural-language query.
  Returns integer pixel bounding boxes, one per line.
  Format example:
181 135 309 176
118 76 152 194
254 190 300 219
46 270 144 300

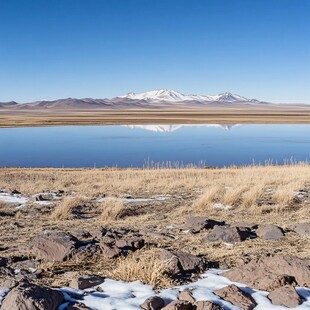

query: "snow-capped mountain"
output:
126 124 240 132
118 89 257 103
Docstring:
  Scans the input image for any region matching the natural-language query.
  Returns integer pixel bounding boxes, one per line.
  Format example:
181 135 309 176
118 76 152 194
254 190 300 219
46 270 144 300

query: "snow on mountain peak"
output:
118 89 253 103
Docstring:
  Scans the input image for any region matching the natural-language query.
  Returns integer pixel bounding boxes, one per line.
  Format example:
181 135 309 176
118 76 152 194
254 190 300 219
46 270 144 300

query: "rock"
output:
11 189 21 195
66 302 92 310
30 230 79 261
0 257 7 267
268 274 297 290
36 194 53 201
0 280 64 310
195 301 223 310
10 259 39 271
115 237 145 251
162 300 194 310
140 296 165 310
214 284 256 310
69 275 104 290
0 267 16 289
268 285 301 307
256 224 284 240
293 222 310 237
100 243 121 258
183 217 225 233
89 226 107 240
158 249 206 274
205 225 251 244
178 289 195 303
223 255 310 291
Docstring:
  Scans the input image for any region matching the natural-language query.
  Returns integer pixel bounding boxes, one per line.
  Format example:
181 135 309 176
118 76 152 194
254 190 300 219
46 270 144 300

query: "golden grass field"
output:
1 166 310 287
1 106 310 127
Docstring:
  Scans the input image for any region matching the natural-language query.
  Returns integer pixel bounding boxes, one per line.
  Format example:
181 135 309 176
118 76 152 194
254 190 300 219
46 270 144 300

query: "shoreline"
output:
1 107 310 128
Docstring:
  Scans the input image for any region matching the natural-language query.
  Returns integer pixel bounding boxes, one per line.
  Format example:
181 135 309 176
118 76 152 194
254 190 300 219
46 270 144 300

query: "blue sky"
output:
0 0 309 103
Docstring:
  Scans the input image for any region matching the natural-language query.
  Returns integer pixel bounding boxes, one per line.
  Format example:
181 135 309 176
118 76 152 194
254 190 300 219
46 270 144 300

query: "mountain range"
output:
0 89 270 110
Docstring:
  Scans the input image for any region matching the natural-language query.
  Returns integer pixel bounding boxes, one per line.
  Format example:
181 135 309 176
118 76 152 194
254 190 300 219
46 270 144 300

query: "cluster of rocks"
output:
183 216 310 243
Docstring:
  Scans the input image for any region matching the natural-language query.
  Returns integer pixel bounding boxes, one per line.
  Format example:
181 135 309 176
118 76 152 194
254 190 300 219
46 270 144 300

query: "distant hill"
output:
0 89 302 110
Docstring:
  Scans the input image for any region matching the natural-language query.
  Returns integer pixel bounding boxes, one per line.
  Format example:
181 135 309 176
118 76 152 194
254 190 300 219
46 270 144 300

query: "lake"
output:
0 124 310 168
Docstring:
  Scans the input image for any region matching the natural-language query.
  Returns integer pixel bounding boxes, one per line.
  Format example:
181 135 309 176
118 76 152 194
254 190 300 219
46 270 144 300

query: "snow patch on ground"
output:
0 192 28 207
97 195 171 203
58 269 310 310
213 203 232 210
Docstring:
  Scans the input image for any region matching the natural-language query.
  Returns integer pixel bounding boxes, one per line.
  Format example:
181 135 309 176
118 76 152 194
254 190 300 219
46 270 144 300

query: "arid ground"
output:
1 105 310 128
1 166 310 285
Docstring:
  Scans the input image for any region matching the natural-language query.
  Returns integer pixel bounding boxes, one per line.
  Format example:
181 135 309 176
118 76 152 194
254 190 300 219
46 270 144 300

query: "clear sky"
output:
0 0 309 103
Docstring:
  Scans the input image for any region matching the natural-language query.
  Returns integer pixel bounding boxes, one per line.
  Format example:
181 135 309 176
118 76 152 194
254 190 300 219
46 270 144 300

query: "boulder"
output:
0 267 17 289
162 300 194 310
195 301 223 310
214 284 256 310
100 243 121 258
183 217 225 233
158 249 206 274
205 225 251 244
115 237 145 251
223 255 310 291
0 280 64 310
268 285 301 307
140 296 165 310
66 302 92 309
178 289 195 303
30 230 79 261
256 224 284 240
293 222 310 237
69 275 104 290
89 226 107 240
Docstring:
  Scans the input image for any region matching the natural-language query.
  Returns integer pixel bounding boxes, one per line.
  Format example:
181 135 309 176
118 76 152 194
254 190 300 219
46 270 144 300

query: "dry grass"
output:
50 196 85 220
108 249 174 288
99 199 125 223
0 201 15 217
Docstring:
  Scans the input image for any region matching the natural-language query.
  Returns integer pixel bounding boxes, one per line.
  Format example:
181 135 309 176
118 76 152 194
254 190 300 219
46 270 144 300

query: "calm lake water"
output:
0 124 310 168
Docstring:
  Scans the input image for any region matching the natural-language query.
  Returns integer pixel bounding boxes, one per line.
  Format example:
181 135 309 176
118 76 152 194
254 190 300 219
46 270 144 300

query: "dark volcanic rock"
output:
268 285 301 307
0 280 64 310
162 300 194 310
158 249 206 274
140 296 165 310
100 243 121 258
205 225 251 244
30 230 79 261
178 289 195 303
214 284 256 310
256 224 284 240
69 275 104 290
66 303 92 310
223 255 310 291
195 301 223 310
115 237 145 251
183 217 225 233
292 222 310 237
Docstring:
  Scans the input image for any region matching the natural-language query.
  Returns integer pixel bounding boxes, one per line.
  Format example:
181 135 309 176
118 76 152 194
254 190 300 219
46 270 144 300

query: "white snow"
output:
118 89 254 103
0 192 28 207
0 289 9 304
213 203 232 210
55 269 310 310
126 124 240 133
97 195 171 203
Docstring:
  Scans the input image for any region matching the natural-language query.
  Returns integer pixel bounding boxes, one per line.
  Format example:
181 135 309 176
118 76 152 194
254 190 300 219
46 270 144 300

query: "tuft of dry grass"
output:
108 249 174 288
0 201 16 217
99 199 125 223
50 196 85 220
